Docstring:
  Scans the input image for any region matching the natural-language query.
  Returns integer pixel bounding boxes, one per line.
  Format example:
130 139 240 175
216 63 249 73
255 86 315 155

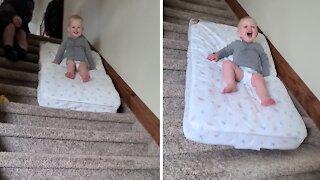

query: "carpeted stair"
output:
0 35 159 179
163 0 320 179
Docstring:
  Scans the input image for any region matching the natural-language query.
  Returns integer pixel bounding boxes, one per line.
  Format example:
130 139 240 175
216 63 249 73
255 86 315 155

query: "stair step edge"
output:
0 123 149 143
0 152 159 170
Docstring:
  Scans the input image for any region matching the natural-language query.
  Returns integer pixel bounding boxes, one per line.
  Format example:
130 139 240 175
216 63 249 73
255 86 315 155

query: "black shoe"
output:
16 46 27 60
4 45 17 61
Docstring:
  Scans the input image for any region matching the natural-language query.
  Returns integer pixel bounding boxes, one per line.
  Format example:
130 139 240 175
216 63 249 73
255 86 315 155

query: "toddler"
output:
53 14 95 82
206 16 276 106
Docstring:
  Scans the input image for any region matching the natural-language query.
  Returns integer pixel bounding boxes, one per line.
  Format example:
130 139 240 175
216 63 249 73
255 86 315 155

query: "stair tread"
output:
163 83 185 98
164 48 187 60
0 122 146 143
165 0 234 19
1 169 159 180
164 6 237 26
164 144 320 179
0 57 39 73
0 102 135 123
0 113 133 132
163 21 188 34
163 58 187 71
163 38 188 50
0 67 38 82
182 0 229 10
0 83 37 97
0 152 159 170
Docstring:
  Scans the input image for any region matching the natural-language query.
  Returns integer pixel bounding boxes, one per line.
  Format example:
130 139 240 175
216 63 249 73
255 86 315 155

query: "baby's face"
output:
68 19 83 38
237 18 258 43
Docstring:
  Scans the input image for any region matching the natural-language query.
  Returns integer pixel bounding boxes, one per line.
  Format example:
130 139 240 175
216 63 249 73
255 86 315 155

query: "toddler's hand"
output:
207 53 219 61
12 16 22 28
190 19 199 24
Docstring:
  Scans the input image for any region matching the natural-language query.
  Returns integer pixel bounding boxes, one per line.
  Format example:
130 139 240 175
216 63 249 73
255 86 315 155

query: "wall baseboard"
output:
225 0 320 128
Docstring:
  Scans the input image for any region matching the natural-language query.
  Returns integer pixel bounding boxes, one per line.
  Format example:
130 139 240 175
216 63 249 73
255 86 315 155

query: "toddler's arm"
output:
257 44 270 76
83 39 95 70
52 39 67 64
207 41 237 62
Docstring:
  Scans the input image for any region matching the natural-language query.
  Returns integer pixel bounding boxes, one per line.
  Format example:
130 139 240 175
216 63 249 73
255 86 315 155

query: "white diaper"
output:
75 61 80 70
239 66 260 102
239 66 256 85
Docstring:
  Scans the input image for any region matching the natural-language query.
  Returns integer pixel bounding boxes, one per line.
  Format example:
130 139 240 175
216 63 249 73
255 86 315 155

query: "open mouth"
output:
247 32 253 37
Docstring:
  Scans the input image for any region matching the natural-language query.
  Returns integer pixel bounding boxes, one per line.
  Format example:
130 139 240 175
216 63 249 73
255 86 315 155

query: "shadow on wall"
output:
29 0 63 39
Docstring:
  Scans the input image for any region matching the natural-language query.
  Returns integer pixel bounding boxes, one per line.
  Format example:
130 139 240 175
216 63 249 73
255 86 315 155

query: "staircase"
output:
0 35 159 179
163 0 320 179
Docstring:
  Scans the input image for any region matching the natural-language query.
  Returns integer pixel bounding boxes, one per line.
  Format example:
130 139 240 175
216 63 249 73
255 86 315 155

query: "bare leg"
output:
3 23 15 46
78 62 90 82
15 29 28 59
222 60 243 93
251 73 276 106
3 23 17 61
15 29 28 50
65 60 76 79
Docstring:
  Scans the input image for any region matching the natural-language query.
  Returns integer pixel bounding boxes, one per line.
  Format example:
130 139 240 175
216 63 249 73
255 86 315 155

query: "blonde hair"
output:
68 14 83 26
237 16 257 28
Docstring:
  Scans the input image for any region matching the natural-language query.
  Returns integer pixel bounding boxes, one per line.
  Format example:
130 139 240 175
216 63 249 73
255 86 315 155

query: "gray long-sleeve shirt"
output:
53 35 95 69
216 40 270 76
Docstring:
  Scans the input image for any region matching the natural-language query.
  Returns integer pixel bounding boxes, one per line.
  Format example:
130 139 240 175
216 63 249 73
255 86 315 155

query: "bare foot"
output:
65 71 75 79
261 98 276 106
81 75 91 82
223 84 237 93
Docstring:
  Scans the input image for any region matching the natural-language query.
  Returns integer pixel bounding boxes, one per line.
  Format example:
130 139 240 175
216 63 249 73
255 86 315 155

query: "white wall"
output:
64 0 160 118
237 0 320 100
97 0 160 118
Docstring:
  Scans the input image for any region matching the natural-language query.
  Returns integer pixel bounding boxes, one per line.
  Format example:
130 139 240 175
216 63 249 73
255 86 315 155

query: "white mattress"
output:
37 42 120 113
183 20 307 150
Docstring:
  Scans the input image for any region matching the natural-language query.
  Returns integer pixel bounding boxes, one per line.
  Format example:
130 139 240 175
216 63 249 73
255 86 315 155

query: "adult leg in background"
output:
2 23 17 61
15 28 28 59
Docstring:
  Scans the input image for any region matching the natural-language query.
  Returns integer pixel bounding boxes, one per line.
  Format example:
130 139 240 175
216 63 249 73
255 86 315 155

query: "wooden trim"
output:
101 59 160 145
225 0 248 20
27 34 62 44
225 0 320 128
